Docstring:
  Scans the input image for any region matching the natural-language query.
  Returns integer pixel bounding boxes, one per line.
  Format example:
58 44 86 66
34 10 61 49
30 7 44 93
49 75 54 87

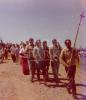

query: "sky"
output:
0 0 86 48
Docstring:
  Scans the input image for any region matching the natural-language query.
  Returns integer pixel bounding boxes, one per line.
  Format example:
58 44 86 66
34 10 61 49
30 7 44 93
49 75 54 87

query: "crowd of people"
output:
0 42 20 63
0 38 79 99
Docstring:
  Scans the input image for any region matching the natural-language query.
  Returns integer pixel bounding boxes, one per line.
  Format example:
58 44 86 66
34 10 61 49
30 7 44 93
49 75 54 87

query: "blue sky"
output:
0 0 86 47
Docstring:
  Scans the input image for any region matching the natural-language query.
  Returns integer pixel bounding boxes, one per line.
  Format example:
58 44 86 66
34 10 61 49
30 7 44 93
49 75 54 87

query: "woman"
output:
15 44 20 63
4 46 9 60
19 44 29 75
10 44 16 63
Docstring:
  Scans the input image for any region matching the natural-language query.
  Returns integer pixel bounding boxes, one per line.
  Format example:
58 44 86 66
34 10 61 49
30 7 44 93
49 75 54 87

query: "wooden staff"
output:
74 12 85 48
70 12 85 65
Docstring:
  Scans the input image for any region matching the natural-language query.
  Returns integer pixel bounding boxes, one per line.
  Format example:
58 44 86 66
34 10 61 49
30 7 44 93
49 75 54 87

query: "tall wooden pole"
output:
70 12 85 65
74 12 85 48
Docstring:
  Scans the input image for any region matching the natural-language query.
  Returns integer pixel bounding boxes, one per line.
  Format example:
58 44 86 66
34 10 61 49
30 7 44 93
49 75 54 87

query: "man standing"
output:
42 41 50 80
60 39 79 99
33 40 47 84
25 38 35 82
50 39 62 84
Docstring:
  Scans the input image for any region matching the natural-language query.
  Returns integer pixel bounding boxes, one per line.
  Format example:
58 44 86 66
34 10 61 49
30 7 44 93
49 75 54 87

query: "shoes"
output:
44 81 47 86
30 78 34 83
67 87 72 94
72 94 77 99
38 78 40 81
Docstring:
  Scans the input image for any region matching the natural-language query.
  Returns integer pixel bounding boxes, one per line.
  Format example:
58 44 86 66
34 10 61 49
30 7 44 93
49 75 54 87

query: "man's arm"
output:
59 49 69 67
33 48 38 59
49 47 53 60
25 45 28 53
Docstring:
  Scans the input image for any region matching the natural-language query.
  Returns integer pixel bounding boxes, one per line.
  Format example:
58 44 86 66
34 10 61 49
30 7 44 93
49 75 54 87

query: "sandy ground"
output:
0 59 86 100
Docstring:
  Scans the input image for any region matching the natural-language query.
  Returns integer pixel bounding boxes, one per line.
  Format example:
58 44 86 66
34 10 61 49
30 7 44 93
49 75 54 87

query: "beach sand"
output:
0 59 86 100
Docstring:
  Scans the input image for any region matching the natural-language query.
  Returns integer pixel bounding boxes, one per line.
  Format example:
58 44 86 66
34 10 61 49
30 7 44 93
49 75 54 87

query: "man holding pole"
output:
60 12 85 99
60 39 79 99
